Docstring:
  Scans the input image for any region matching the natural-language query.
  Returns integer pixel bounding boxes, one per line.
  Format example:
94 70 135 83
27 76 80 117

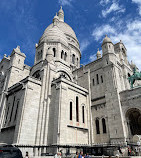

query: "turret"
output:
10 46 26 69
102 35 114 56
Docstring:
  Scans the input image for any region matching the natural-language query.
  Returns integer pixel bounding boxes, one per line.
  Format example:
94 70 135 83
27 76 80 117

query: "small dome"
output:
96 48 101 59
53 13 59 21
39 26 68 46
102 35 112 45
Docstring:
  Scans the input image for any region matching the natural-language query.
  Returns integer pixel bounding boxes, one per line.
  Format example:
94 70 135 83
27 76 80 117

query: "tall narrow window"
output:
64 52 67 61
93 78 95 86
72 54 75 64
96 74 99 84
70 102 72 120
14 101 19 121
76 96 79 122
18 59 20 64
96 119 100 134
5 104 10 124
9 96 16 122
101 75 103 83
77 58 79 66
61 50 64 59
102 118 107 133
53 48 56 57
82 106 85 123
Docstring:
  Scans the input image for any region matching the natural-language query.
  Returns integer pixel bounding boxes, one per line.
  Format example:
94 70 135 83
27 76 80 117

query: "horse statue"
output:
128 67 141 88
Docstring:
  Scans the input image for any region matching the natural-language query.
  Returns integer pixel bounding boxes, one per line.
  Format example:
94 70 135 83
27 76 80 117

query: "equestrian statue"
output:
128 66 141 88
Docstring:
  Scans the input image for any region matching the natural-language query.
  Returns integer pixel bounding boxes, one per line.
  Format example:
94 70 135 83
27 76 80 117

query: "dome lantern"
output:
58 6 64 22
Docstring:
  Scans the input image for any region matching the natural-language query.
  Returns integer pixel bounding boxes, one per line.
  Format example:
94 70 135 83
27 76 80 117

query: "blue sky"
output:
0 0 141 69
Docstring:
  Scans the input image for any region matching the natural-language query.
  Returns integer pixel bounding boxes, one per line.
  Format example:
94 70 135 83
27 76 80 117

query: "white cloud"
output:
80 39 90 53
132 0 141 15
89 54 97 62
89 49 102 62
59 0 73 6
102 2 125 17
100 0 110 5
91 20 141 70
92 24 116 41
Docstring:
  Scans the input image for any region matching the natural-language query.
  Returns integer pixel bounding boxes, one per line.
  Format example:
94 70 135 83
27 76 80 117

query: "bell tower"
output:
101 35 127 144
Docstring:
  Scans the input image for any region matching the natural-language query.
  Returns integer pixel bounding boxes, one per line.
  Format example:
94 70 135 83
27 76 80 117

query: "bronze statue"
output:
128 67 141 88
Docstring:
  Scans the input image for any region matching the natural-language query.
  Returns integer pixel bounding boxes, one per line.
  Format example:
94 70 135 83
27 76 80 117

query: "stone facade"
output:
0 7 141 157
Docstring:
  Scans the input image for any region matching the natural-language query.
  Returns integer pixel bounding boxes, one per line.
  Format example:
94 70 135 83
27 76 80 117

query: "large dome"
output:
39 21 78 45
38 7 80 53
39 25 68 46
45 21 77 40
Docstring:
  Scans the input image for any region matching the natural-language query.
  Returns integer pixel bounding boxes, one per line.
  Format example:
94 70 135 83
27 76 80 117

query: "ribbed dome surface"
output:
40 21 78 42
39 25 68 46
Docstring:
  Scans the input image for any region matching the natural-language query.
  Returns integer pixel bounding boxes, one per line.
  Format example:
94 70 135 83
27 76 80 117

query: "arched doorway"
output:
126 108 141 136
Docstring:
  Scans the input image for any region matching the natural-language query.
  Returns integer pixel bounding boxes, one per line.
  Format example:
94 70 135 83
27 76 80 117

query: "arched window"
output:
102 118 107 133
82 106 85 123
72 54 75 64
76 96 79 122
70 102 72 120
61 50 64 59
53 48 56 57
101 75 103 83
96 74 99 84
96 119 100 134
64 52 67 61
14 101 19 121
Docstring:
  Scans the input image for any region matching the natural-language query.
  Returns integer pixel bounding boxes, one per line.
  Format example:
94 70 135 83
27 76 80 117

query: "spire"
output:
96 48 101 59
58 6 64 22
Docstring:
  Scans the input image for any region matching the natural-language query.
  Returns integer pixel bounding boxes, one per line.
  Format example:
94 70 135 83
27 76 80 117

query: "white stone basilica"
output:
0 7 141 157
